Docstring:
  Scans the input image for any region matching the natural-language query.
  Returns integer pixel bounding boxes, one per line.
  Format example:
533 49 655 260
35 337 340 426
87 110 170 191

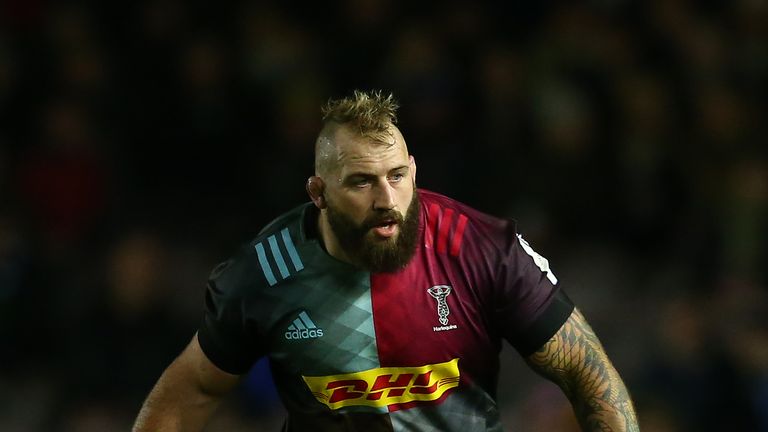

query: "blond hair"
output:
321 90 399 138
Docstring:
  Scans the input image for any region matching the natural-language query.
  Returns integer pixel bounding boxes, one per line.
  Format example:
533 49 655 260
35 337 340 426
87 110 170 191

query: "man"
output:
134 90 639 431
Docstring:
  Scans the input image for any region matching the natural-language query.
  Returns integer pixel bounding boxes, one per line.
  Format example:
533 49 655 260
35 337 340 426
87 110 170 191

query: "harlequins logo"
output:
427 285 457 332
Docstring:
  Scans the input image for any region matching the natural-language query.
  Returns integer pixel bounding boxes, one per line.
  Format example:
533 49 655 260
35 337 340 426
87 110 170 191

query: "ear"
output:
409 155 417 185
306 176 327 209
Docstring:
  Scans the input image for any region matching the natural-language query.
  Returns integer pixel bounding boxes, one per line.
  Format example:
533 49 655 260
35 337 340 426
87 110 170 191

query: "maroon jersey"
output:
199 189 574 431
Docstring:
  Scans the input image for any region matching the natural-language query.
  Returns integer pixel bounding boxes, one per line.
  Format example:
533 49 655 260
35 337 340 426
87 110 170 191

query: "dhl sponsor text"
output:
302 358 460 410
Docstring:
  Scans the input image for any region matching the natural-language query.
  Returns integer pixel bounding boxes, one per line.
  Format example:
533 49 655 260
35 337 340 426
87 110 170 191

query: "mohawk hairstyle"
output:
321 90 399 138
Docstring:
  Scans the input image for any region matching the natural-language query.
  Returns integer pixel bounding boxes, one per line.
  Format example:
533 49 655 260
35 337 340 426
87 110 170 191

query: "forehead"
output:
333 126 409 175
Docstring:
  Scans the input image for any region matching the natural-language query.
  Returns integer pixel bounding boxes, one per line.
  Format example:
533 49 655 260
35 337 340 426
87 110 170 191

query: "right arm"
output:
525 308 639 431
132 333 241 432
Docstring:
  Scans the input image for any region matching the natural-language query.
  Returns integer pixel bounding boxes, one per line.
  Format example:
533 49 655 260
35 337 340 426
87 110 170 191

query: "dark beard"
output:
326 193 420 273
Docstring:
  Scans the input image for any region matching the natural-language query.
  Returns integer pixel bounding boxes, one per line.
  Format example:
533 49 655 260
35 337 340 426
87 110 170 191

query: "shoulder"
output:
418 189 518 256
208 203 312 296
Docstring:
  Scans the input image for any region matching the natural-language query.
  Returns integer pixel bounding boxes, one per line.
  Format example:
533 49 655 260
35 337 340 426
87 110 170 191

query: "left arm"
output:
525 308 639 431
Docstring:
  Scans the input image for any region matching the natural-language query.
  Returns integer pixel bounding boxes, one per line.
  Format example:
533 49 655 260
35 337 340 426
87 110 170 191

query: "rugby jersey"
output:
198 189 574 431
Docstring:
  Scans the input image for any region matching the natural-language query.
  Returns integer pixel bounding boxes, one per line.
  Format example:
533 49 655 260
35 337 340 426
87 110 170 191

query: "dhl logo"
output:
302 358 460 410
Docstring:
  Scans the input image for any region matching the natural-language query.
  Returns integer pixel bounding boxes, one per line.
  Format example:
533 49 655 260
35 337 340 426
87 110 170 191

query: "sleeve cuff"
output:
197 321 255 375
510 289 575 357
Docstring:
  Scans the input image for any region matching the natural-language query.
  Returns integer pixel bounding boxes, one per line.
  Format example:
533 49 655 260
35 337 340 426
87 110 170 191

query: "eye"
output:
353 179 371 188
389 173 405 183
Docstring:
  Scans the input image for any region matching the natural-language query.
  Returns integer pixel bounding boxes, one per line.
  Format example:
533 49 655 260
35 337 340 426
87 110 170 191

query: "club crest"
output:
427 285 456 331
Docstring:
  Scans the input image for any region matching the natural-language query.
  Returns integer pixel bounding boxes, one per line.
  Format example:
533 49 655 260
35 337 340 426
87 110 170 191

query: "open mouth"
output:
371 220 398 238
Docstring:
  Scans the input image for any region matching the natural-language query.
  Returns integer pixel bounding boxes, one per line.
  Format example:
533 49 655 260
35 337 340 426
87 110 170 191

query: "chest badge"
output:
427 285 457 331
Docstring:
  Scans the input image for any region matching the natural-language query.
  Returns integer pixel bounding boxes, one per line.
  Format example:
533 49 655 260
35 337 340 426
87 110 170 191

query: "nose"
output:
373 180 396 211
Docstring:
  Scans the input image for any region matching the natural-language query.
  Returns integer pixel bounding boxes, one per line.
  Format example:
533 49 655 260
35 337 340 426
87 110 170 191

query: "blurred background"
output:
0 0 766 431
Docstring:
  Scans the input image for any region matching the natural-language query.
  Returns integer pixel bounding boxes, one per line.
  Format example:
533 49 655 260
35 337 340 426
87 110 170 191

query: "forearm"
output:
565 360 638 431
526 308 639 432
133 362 223 432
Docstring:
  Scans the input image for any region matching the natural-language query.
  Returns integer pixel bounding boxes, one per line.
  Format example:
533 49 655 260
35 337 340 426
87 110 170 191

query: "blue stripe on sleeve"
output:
255 242 278 286
281 228 304 271
268 235 290 279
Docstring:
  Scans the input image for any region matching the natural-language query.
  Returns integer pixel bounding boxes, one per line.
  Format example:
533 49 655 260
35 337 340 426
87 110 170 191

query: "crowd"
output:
0 1 766 430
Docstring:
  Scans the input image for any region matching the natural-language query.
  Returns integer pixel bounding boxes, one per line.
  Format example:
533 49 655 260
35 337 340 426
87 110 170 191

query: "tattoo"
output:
526 309 639 431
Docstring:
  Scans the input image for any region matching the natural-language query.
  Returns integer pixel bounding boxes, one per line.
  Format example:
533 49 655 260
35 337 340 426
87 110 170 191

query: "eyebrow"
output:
343 165 410 180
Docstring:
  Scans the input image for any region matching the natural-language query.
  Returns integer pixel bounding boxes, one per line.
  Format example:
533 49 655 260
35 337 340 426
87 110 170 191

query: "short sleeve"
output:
494 229 574 357
197 259 264 374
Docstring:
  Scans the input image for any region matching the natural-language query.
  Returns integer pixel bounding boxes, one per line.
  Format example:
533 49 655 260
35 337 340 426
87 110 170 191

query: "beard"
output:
325 192 421 273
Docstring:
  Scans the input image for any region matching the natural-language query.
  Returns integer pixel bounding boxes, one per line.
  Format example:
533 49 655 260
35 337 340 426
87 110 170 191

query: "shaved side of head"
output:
314 125 339 177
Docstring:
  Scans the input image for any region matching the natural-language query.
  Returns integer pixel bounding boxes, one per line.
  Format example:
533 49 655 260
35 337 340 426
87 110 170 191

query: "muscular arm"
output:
133 333 241 432
525 308 639 431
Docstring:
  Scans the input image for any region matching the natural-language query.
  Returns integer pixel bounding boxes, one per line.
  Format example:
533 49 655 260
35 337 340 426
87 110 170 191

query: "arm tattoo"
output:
526 308 639 431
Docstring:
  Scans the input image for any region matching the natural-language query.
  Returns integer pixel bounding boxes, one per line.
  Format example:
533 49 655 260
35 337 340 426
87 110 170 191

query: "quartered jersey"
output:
198 189 574 431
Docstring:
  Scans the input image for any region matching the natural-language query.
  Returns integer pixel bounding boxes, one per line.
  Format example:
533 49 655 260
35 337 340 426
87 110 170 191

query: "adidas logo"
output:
284 311 324 340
